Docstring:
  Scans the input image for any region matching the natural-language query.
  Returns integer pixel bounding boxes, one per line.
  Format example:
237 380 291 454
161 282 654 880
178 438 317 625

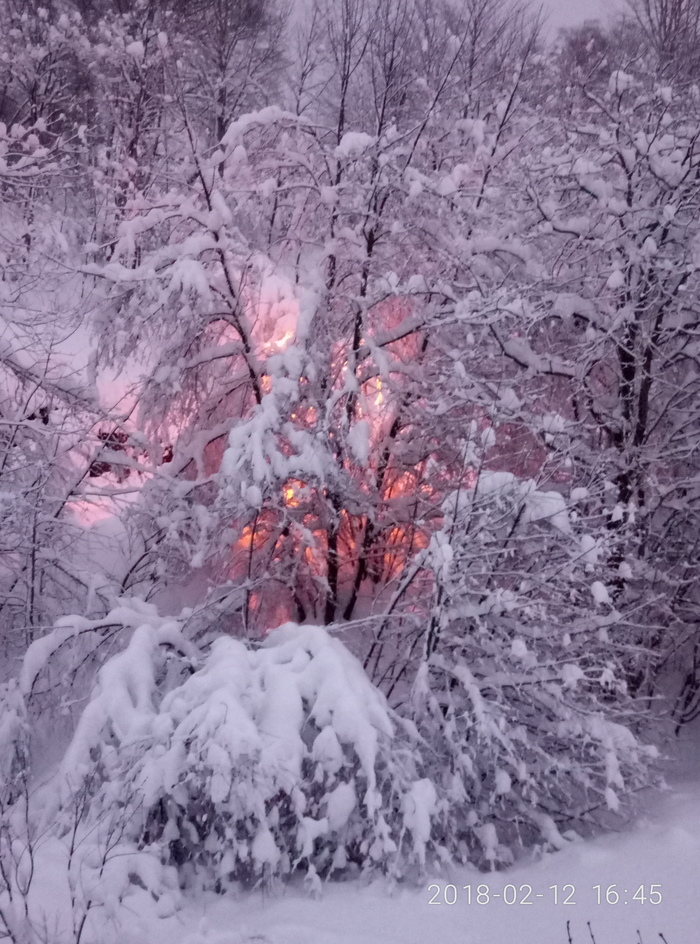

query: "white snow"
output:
125 41 145 60
561 663 585 688
475 469 516 497
251 828 281 868
312 725 344 775
591 580 612 606
540 412 566 435
475 821 499 867
580 534 600 565
609 70 634 94
510 638 529 660
497 387 521 411
523 488 571 534
402 778 437 866
114 729 700 944
347 420 371 466
494 769 512 795
325 781 357 831
334 133 376 160
607 268 625 289
619 561 633 580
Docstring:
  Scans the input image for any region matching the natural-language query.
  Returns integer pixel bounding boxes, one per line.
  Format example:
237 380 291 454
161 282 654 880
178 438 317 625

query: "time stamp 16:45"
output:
427 884 663 907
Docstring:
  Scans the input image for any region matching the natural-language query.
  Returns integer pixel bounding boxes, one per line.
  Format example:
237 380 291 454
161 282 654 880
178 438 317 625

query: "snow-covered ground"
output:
112 728 699 944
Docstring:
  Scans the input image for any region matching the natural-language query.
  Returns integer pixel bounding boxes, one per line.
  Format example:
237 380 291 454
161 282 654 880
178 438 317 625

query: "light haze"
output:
546 0 620 33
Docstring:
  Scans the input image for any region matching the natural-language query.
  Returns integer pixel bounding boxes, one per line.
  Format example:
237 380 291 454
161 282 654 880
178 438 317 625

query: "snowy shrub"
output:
0 680 34 943
406 487 659 869
410 649 656 869
0 681 27 795
136 624 427 887
33 613 429 891
21 570 661 891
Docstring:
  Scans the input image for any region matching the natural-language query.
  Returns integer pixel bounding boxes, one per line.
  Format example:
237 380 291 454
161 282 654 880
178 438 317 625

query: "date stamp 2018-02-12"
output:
427 883 663 907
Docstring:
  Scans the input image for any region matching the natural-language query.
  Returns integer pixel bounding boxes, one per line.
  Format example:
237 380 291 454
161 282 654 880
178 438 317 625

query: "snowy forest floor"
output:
110 725 700 944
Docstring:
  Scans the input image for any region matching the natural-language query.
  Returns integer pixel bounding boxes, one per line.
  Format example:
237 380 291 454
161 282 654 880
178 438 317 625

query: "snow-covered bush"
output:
25 594 659 891
30 611 430 891
407 484 659 869
136 624 427 887
0 681 27 795
411 650 656 869
0 679 34 943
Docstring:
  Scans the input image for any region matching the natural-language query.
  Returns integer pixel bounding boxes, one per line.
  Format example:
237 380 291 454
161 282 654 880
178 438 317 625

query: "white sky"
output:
545 0 622 33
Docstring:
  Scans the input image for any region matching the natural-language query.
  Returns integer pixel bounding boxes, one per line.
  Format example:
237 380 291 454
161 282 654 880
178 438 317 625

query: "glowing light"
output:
237 523 269 552
375 378 384 405
283 483 300 507
274 329 294 350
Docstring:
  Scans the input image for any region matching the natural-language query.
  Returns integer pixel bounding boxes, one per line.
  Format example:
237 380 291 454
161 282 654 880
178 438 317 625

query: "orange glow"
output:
385 470 417 499
237 522 269 552
362 375 386 412
380 525 430 580
151 275 576 636
283 482 302 507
